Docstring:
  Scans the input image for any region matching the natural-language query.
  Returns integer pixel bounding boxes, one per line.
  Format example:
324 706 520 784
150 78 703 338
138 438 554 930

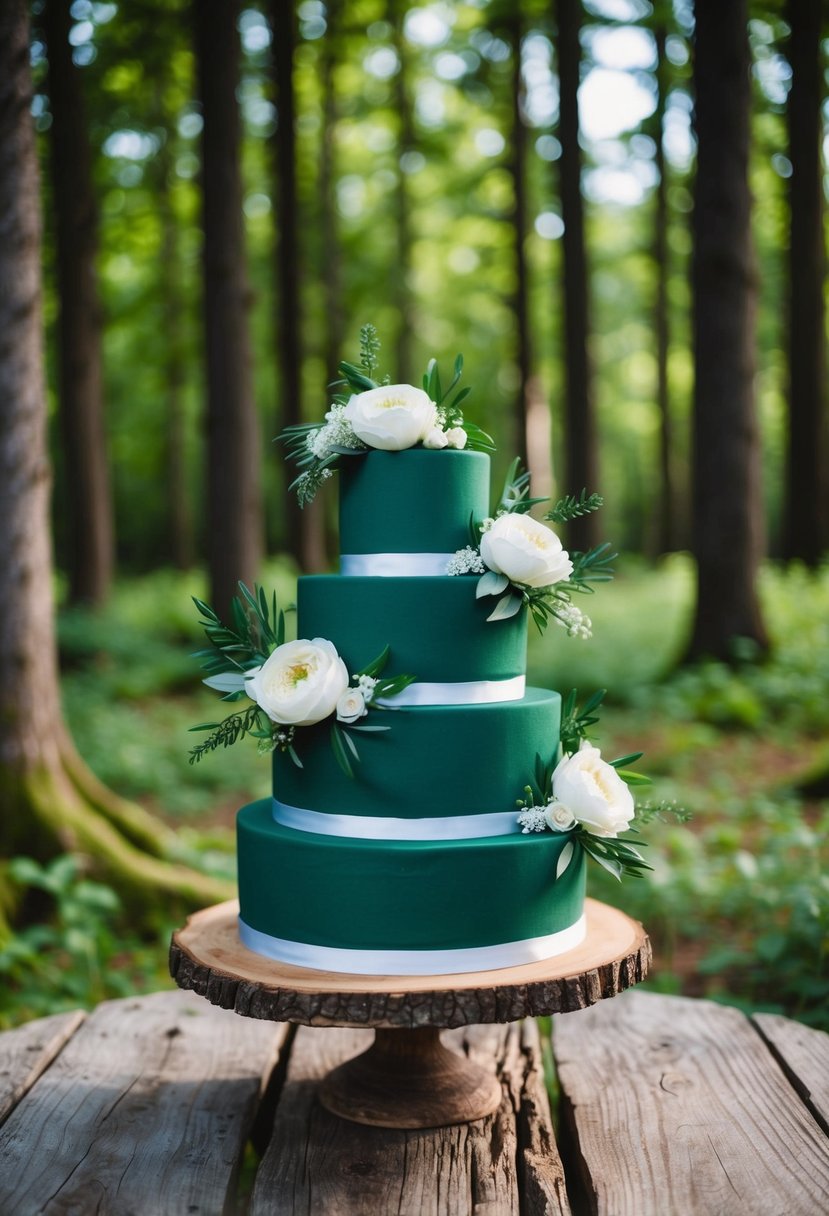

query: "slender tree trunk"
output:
506 8 532 470
195 0 263 617
556 0 598 552
43 0 114 605
652 19 675 555
391 0 415 383
783 0 827 564
156 87 193 570
320 0 343 392
686 0 768 660
0 0 231 914
269 0 311 567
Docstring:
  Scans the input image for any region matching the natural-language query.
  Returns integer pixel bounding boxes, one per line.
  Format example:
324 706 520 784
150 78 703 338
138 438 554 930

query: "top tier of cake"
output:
339 448 489 560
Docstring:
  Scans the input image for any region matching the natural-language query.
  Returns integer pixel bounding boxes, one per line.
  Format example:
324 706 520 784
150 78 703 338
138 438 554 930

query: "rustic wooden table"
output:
0 987 827 1214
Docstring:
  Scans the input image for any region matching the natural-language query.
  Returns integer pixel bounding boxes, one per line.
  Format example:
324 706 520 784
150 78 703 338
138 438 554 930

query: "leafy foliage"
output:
559 688 607 755
546 489 605 525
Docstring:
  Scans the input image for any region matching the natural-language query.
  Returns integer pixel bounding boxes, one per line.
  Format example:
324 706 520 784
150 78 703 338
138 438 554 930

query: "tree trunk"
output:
685 0 768 660
195 0 263 617
320 0 344 392
0 0 231 916
556 0 598 552
506 8 532 471
651 19 675 555
156 84 194 571
391 0 415 384
43 0 114 606
783 0 827 564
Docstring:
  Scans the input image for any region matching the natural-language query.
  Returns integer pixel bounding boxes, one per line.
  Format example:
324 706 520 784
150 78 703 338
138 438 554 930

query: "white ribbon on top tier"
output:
238 913 587 976
272 798 521 840
340 552 455 577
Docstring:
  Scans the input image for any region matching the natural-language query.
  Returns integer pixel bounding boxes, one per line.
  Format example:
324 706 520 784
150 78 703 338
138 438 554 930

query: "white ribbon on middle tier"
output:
340 552 454 577
377 674 525 707
272 798 521 840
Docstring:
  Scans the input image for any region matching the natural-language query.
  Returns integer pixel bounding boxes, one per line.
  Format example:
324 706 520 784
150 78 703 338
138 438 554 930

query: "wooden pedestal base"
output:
170 898 650 1129
319 1026 502 1128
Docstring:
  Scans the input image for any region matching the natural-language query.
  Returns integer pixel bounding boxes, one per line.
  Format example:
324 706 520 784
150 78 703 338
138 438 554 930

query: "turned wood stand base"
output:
170 897 650 1129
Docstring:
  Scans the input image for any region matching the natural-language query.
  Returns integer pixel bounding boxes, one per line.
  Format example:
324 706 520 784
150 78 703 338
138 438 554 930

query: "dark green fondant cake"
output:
236 448 588 975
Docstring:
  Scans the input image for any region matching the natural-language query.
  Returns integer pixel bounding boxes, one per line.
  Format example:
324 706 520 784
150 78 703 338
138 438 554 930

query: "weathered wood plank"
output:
552 991 829 1216
0 989 287 1216
752 1011 829 1132
0 1009 85 1126
251 1020 570 1215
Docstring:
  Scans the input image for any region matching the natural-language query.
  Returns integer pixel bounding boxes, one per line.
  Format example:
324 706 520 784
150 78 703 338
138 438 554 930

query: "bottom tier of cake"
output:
237 799 586 976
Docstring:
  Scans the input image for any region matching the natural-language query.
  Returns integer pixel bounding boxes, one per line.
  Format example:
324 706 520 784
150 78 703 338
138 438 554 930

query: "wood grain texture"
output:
250 1019 570 1215
170 898 650 1028
0 989 286 1216
553 990 829 1216
0 1009 85 1126
752 1011 829 1133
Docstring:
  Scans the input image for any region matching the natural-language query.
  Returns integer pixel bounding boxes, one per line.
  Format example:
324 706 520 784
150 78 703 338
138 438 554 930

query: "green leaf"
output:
330 724 355 779
286 744 303 769
476 570 509 598
487 592 523 622
617 770 653 786
347 723 390 733
556 840 575 879
358 645 391 679
609 752 644 768
341 728 361 762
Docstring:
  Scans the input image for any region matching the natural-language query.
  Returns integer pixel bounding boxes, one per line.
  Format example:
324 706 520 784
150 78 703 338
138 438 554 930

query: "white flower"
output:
446 546 486 576
306 404 365 460
551 742 635 838
480 513 573 589
445 426 467 450
245 638 349 727
343 384 437 451
356 674 378 703
423 427 449 450
336 688 367 723
517 807 548 834
544 801 577 832
554 602 593 640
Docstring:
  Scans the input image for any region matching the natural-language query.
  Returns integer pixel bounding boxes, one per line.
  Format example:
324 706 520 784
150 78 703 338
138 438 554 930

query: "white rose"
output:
245 638 349 726
445 426 468 450
423 427 449 450
336 688 367 723
343 384 437 451
552 742 635 838
479 513 573 589
544 802 576 832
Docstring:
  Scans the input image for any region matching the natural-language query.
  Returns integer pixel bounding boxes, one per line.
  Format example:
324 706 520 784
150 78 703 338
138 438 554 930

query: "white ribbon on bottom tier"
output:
272 798 520 840
238 913 587 976
340 552 454 577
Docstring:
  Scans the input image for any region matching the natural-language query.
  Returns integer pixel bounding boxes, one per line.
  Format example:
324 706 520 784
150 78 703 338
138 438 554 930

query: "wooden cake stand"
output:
170 898 649 1130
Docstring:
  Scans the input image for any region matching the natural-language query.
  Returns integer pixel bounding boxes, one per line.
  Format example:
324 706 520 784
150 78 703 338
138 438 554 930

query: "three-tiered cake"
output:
236 448 587 975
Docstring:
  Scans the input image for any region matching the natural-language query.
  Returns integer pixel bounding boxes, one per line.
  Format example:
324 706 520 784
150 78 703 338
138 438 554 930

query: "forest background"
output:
0 0 827 1031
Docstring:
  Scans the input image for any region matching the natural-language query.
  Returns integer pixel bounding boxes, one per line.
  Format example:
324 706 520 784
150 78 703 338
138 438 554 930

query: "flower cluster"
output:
553 602 593 640
446 546 487 576
306 404 366 461
188 585 415 778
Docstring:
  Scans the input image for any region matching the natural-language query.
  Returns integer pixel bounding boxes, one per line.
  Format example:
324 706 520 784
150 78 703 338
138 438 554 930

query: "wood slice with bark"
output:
170 898 650 1028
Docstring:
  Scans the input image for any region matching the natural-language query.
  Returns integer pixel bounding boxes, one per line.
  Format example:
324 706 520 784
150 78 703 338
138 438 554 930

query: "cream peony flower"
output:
336 688 367 723
445 426 468 449
343 384 437 451
480 513 573 589
544 802 577 832
551 742 634 838
423 426 449 450
245 638 349 726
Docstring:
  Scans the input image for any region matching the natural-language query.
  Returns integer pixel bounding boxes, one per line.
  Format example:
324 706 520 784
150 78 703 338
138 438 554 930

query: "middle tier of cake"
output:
298 573 527 687
273 688 560 835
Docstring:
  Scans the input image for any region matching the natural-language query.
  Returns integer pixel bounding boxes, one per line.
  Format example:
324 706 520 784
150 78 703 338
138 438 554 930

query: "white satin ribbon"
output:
340 552 454 577
272 798 520 841
378 675 525 707
238 913 587 976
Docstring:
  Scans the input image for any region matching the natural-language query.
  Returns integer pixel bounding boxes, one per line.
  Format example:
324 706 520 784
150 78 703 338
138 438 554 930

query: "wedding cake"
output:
191 333 651 977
